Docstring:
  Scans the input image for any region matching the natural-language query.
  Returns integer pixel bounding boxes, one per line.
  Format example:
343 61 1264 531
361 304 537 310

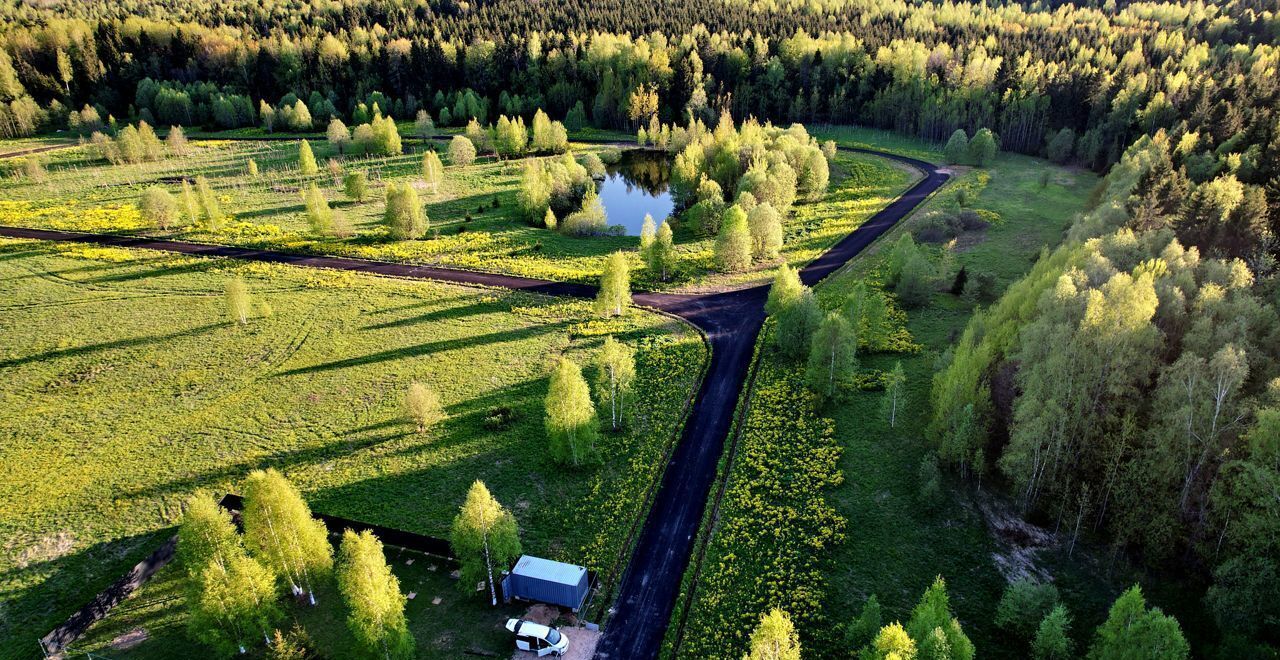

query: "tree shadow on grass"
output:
360 296 502 331
232 202 306 221
0 322 223 370
83 259 223 285
0 529 173 660
274 321 569 378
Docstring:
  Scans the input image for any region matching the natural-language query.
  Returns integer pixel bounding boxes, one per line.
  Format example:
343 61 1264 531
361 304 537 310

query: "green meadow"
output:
0 238 704 658
0 134 910 291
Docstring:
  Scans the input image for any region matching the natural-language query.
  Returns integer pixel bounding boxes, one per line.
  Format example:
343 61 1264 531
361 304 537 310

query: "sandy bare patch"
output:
110 627 149 651
974 490 1054 583
951 229 989 253
509 626 601 660
12 531 75 569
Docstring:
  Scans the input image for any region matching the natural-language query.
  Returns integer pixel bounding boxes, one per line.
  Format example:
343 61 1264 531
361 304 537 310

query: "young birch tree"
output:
545 357 599 465
594 336 636 431
449 135 476 166
715 205 753 272
639 214 657 259
405 381 444 432
326 118 350 155
180 178 201 225
806 311 858 400
241 468 334 605
747 202 783 261
195 175 222 229
298 139 318 176
225 278 252 325
882 361 907 427
421 149 444 195
302 183 333 235
450 480 521 605
745 609 802 660
178 493 281 656
595 251 631 317
649 220 678 281
140 186 178 229
336 530 415 660
384 183 426 240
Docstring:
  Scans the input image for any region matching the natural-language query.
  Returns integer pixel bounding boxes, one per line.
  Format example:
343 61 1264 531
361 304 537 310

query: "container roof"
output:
511 555 586 586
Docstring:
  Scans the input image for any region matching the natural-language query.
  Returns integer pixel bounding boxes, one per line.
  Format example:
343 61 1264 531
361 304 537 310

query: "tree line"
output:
2 0 1276 183
928 131 1280 651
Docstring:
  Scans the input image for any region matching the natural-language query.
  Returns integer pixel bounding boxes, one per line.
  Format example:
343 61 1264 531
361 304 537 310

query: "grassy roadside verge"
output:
668 131 1103 657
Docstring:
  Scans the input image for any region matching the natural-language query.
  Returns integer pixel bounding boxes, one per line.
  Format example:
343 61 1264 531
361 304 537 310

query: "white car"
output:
505 618 570 657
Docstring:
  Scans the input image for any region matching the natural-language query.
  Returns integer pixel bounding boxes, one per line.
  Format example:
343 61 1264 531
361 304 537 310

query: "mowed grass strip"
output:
0 238 705 659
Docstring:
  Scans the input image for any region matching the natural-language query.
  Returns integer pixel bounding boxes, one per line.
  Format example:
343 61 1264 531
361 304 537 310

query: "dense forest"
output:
0 0 1276 170
4 0 1280 654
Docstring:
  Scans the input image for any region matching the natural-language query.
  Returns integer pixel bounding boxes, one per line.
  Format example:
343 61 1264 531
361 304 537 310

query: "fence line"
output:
38 494 459 656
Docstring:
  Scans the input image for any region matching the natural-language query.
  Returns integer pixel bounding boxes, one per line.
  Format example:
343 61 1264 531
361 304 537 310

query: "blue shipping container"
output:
502 555 589 611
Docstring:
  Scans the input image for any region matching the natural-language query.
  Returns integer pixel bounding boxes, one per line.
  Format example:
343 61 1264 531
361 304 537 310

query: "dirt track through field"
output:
0 146 947 660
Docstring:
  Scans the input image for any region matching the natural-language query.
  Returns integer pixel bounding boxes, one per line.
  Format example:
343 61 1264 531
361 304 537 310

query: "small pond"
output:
596 149 674 236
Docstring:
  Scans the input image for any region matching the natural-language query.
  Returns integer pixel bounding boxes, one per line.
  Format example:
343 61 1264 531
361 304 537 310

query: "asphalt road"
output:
0 146 947 660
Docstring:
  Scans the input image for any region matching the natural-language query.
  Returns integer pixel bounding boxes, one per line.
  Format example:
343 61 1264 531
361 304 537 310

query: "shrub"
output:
944 129 969 165
449 135 476 166
405 382 445 432
968 128 999 167
383 182 426 240
343 170 369 202
139 186 178 229
995 578 1060 642
560 190 608 236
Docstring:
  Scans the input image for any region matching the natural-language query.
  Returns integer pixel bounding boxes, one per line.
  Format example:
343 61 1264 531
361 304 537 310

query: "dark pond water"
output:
597 149 674 236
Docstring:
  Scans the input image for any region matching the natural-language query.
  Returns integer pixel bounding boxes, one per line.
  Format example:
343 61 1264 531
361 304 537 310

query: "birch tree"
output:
225 278 251 325
337 530 415 659
806 312 857 399
195 175 222 229
594 336 636 431
595 251 631 317
384 183 426 240
327 118 350 155
545 357 599 465
298 139 318 176
744 609 801 660
421 149 444 194
241 469 333 605
450 480 521 605
647 221 678 281
302 183 333 235
179 493 280 656
882 361 906 427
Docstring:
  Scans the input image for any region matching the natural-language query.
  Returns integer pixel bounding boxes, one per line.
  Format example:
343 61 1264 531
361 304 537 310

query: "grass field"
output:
0 134 911 292
0 238 705 659
672 130 1119 658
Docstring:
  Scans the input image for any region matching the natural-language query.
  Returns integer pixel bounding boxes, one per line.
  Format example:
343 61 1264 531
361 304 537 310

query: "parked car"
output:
505 618 570 657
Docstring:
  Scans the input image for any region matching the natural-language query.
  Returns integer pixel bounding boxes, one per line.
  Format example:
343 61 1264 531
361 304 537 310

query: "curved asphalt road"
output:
0 147 947 660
